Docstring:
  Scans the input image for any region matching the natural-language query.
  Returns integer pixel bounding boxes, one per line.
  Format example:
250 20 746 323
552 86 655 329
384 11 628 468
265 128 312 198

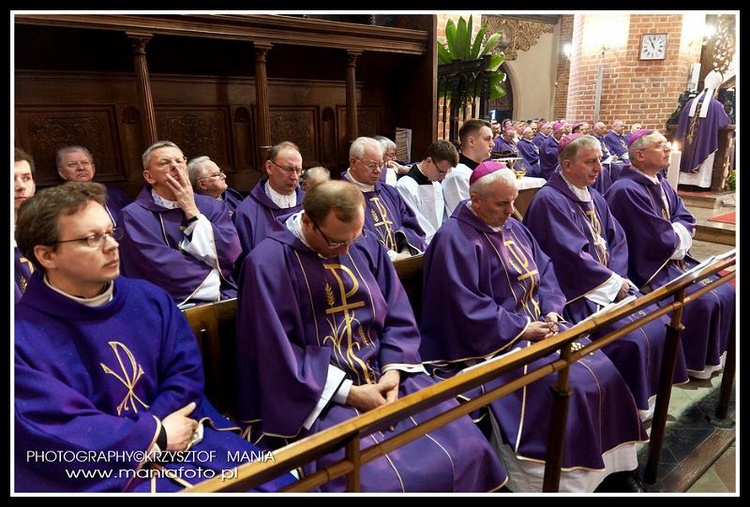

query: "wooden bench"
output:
393 253 425 323
182 298 239 420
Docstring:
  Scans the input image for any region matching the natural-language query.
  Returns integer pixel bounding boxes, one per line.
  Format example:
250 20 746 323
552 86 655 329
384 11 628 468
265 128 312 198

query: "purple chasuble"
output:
221 186 245 215
603 131 628 158
420 203 647 470
674 95 731 173
118 187 240 305
105 186 132 226
517 138 541 177
14 273 295 493
14 245 34 304
233 178 304 264
538 135 561 180
606 166 735 373
523 174 688 409
342 173 426 253
532 132 547 149
235 228 507 492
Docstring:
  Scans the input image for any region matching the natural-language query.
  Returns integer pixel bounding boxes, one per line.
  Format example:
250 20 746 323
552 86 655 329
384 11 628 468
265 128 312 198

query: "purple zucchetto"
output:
551 120 567 132
558 133 584 153
470 160 508 186
626 128 653 147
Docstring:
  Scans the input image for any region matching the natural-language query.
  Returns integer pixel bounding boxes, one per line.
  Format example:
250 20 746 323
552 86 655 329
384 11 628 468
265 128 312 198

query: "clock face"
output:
640 33 667 60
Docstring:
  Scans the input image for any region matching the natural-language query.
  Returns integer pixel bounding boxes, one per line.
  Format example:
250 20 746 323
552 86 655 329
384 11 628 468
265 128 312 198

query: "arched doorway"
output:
488 63 513 122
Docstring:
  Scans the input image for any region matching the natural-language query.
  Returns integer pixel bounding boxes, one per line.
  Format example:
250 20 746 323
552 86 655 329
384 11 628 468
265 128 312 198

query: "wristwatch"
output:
187 214 200 224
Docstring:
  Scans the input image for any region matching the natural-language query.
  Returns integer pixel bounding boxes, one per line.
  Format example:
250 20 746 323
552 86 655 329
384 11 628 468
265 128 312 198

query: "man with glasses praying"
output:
233 141 305 266
235 179 508 493
606 130 735 380
56 145 131 225
342 136 425 261
117 140 241 308
187 155 244 215
13 182 297 493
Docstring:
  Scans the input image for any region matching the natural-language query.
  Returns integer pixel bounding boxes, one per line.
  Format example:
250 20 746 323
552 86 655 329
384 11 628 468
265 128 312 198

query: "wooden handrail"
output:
184 250 735 493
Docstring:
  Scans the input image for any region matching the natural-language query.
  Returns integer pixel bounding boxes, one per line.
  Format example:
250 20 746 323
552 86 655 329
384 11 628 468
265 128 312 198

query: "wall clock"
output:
640 33 667 60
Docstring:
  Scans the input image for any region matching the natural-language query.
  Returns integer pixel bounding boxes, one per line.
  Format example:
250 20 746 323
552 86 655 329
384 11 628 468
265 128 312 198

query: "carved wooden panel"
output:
268 106 319 166
336 105 382 160
14 105 125 188
155 106 233 171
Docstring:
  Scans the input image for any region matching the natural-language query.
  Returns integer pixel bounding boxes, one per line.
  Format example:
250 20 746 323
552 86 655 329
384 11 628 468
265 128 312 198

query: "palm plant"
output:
438 15 506 118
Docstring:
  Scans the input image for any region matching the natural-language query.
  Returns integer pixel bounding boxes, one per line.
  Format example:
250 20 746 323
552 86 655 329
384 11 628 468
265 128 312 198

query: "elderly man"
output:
442 118 495 215
517 126 541 177
56 145 131 225
395 139 458 245
14 181 295 493
342 136 425 260
538 120 566 180
523 133 689 420
603 120 630 160
235 179 508 492
606 130 735 379
233 141 305 264
117 140 241 308
187 155 244 215
420 161 648 492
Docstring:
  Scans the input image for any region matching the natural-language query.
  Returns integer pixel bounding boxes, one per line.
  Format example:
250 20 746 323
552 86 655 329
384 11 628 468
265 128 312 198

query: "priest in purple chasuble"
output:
233 141 306 266
493 127 533 176
674 69 731 188
538 121 566 180
523 134 689 420
341 136 426 261
14 182 296 493
603 120 630 160
118 141 240 308
517 127 541 177
235 180 508 492
419 162 648 493
605 130 735 379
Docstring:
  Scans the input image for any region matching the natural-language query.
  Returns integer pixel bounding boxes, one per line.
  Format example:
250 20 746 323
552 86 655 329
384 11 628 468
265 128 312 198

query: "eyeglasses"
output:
648 141 672 151
198 170 226 181
64 161 92 170
269 160 303 175
155 156 187 168
355 158 384 170
311 220 361 248
54 229 123 249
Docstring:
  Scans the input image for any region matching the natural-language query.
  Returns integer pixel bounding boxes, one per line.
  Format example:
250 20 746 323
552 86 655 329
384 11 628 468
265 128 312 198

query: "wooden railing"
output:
182 250 735 493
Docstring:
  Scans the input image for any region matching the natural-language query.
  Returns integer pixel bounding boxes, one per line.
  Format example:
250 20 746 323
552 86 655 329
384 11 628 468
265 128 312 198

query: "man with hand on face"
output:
117 140 241 308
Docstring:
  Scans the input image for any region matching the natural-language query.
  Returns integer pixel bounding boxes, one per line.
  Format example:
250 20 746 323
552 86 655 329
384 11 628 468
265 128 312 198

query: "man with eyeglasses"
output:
56 145 132 225
187 155 244 215
342 136 425 261
117 140 241 308
606 130 735 380
235 179 508 493
13 181 296 493
233 141 305 267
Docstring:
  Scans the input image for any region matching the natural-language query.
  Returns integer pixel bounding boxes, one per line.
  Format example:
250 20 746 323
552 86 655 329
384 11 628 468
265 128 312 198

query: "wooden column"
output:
127 32 158 146
346 51 362 144
254 43 273 165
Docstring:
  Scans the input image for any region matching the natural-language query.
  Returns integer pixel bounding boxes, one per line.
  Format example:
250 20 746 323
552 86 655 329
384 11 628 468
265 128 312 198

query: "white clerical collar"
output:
286 211 328 259
265 181 297 208
43 274 114 306
345 169 375 192
152 189 179 209
466 202 504 232
560 172 592 202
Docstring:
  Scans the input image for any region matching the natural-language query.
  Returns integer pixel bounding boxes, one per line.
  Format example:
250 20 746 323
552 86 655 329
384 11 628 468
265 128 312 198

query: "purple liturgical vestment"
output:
603 131 629 159
233 178 304 263
342 172 426 253
523 173 688 411
419 203 647 489
14 273 296 493
14 245 33 304
104 186 131 226
517 138 541 177
118 187 240 306
494 137 532 175
674 95 731 173
538 135 561 180
605 166 735 376
221 186 245 215
235 225 508 492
